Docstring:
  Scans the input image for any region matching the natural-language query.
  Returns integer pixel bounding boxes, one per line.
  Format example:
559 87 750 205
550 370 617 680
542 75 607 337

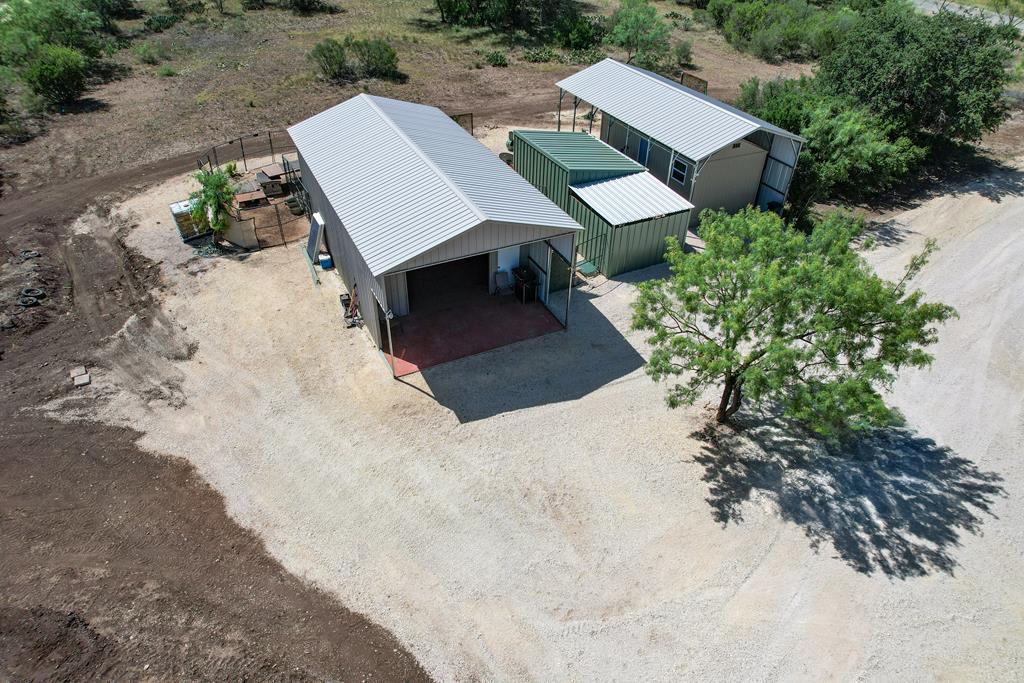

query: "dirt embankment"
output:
0 189 429 679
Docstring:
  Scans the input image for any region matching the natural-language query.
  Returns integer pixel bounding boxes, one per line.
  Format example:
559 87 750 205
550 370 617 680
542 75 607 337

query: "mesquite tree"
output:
632 208 956 435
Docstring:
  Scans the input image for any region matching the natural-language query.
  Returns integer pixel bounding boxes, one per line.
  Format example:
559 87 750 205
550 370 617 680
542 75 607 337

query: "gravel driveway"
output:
54 158 1024 681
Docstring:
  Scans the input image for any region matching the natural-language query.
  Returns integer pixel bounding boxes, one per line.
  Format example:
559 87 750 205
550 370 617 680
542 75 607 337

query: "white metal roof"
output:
557 59 803 162
288 94 580 276
570 171 693 226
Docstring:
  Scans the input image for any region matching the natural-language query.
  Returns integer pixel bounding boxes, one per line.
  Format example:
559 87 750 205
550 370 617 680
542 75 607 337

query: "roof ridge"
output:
609 59 754 130
361 94 488 223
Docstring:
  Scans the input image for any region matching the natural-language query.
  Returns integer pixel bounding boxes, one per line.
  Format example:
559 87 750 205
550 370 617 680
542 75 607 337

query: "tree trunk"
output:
725 378 744 418
716 375 736 423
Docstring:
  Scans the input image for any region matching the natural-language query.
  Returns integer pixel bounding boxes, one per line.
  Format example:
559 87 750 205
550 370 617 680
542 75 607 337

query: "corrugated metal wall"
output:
299 152 385 349
608 211 689 275
513 133 686 278
384 272 409 317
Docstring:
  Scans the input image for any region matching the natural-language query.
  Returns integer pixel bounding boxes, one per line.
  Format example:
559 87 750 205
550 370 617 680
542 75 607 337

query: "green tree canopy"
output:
606 0 670 65
818 3 1017 142
0 0 109 67
737 77 926 227
632 208 956 435
22 44 89 105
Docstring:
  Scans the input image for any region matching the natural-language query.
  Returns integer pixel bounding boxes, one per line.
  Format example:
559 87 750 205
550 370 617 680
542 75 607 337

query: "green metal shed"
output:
510 131 693 277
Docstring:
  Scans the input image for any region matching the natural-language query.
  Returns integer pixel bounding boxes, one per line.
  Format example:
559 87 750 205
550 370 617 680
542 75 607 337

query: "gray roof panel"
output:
557 59 803 161
571 171 693 226
288 94 580 276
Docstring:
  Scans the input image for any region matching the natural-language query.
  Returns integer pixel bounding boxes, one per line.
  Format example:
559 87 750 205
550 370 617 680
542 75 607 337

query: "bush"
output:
485 50 508 67
310 36 403 83
134 42 167 64
144 13 181 32
563 47 605 65
157 64 176 77
672 40 693 69
0 0 109 66
167 0 205 14
21 43 89 105
348 37 401 79
283 0 335 14
522 46 556 62
309 38 354 83
554 12 606 50
83 0 139 32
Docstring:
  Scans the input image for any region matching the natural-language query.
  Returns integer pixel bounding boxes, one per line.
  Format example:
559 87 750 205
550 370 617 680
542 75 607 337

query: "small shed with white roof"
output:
510 130 693 277
555 59 804 225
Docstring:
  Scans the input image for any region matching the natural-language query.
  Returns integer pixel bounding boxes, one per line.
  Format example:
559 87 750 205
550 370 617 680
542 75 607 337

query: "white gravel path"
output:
56 159 1024 681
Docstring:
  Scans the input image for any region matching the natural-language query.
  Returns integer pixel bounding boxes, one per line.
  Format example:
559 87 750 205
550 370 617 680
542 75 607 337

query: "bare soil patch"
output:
0 195 429 680
0 0 809 195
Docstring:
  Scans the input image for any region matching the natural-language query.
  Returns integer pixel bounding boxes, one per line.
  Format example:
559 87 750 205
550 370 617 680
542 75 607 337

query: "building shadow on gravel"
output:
690 408 1006 579
418 289 645 422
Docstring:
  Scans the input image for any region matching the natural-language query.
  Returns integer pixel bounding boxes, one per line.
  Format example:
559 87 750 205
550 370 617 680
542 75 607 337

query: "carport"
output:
289 94 582 377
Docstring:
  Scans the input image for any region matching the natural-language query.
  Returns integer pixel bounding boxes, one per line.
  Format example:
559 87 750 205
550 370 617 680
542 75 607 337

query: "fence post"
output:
269 131 275 163
239 136 247 171
212 145 219 169
276 204 285 245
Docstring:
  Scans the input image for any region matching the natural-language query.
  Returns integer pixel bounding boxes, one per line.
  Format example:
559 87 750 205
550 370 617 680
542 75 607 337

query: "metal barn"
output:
511 131 692 277
555 59 804 226
288 94 582 377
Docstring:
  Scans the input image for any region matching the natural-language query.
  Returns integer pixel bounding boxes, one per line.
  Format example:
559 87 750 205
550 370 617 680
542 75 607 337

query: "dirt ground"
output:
31 144 1021 681
0 187 428 678
0 0 808 194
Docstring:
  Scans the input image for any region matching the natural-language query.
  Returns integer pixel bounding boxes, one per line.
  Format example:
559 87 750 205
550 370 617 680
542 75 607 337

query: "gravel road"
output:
50 158 1024 681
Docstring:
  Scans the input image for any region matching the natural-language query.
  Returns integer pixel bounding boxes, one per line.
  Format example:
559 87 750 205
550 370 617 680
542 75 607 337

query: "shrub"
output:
554 12 606 50
563 47 605 65
309 38 354 83
144 13 181 32
167 0 205 14
310 36 403 83
485 50 508 67
348 37 401 79
283 0 335 14
672 40 693 69
134 42 167 64
83 0 139 32
157 64 176 77
21 43 89 105
523 46 555 62
0 0 109 66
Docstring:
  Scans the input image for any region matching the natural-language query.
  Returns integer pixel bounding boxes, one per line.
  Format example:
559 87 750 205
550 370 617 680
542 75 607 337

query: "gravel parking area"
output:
48 159 1024 681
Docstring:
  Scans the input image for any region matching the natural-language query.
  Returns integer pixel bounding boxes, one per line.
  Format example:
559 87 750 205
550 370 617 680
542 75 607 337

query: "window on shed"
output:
671 158 689 185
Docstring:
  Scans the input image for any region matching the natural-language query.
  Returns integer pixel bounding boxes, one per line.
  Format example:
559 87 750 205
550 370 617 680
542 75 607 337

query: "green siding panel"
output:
512 131 689 278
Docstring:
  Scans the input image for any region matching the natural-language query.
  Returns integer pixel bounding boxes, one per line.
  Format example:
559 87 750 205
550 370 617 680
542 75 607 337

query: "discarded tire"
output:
21 287 45 299
7 305 26 316
17 296 39 308
19 250 40 259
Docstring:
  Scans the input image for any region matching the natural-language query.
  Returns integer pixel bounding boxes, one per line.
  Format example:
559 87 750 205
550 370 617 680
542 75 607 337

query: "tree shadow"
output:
857 144 1024 214
853 218 915 249
690 408 1006 579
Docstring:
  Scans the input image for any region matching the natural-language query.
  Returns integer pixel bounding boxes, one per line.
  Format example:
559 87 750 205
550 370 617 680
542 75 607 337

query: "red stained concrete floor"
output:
383 297 562 376
382 256 563 376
